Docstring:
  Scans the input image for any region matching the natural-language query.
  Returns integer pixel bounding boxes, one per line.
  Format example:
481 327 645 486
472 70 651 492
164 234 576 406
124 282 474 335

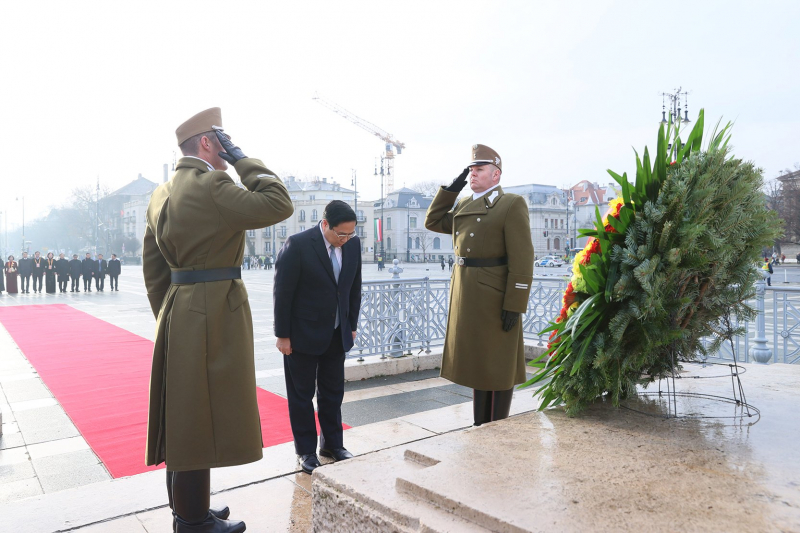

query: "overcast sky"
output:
1 0 798 230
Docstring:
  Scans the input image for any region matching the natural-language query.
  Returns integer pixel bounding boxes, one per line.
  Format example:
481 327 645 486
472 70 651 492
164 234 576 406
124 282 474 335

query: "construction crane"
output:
312 93 405 193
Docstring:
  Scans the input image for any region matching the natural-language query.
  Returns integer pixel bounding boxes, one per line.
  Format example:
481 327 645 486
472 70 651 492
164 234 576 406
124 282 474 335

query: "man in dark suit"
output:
108 254 121 291
274 200 362 474
81 253 95 292
55 253 70 293
18 252 33 293
95 253 108 291
32 251 44 293
69 254 82 292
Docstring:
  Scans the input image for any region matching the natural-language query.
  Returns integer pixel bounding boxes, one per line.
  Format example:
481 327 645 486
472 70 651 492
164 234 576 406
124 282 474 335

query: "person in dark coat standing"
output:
55 253 70 293
17 252 32 293
95 254 108 291
4 256 18 294
32 251 45 293
108 254 121 291
274 200 363 475
68 254 82 292
44 252 57 294
81 253 95 292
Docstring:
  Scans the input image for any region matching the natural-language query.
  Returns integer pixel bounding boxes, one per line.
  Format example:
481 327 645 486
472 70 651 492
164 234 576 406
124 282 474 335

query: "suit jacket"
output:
81 258 96 277
17 258 33 276
55 258 70 278
69 259 82 278
143 156 293 470
273 224 362 355
32 257 45 276
108 259 121 276
96 259 108 277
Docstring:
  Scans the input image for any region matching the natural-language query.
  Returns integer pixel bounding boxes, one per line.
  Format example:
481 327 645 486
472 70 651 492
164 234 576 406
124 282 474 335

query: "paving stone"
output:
27 435 89 460
14 405 80 444
32 448 102 475
0 477 42 503
0 432 25 450
0 460 37 483
134 506 173 533
74 515 147 532
0 378 51 403
0 445 29 466
38 462 111 492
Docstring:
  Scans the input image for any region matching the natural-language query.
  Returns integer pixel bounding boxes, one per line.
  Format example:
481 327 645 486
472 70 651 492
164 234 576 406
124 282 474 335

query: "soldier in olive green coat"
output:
425 144 533 427
143 108 293 532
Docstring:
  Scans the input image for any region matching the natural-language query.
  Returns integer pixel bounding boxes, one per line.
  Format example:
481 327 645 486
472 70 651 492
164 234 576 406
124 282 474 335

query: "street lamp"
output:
15 196 24 253
374 156 390 262
660 87 691 125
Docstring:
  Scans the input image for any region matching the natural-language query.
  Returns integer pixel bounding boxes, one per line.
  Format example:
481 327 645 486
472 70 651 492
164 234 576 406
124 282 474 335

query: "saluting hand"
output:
444 168 470 192
214 128 248 165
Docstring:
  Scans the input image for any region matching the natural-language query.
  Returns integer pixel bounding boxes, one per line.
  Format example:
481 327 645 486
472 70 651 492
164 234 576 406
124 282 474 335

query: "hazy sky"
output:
1 0 798 230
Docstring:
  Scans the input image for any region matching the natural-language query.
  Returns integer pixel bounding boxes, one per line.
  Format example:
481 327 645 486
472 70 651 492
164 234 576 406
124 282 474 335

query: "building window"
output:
433 237 440 249
544 219 548 229
265 242 271 253
299 226 305 232
310 195 315 201
410 217 417 229
264 227 271 237
415 237 421 249
311 209 318 221
299 210 305 222
387 217 392 230
246 230 255 237
547 238 551 250
560 219 564 229
554 237 560 250
387 237 392 250
280 226 287 238
551 198 557 205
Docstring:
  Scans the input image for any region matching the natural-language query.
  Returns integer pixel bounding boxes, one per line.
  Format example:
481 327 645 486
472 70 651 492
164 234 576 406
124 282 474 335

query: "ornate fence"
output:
351 276 800 365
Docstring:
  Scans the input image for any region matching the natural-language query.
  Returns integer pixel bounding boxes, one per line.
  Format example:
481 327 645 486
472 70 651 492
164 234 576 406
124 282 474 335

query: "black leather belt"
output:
455 256 507 267
171 267 241 284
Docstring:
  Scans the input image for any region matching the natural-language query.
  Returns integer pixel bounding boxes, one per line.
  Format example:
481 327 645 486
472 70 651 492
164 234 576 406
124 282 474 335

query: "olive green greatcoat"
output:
425 186 534 391
143 157 293 471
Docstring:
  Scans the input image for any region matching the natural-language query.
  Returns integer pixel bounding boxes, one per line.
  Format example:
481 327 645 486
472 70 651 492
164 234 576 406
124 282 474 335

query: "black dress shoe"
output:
174 512 245 533
298 453 321 474
319 447 354 462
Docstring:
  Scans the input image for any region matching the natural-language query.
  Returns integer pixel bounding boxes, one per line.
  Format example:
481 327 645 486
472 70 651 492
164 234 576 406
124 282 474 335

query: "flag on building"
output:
374 218 382 242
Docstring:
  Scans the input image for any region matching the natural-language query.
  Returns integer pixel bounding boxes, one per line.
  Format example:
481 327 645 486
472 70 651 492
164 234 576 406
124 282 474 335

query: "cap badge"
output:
495 157 500 165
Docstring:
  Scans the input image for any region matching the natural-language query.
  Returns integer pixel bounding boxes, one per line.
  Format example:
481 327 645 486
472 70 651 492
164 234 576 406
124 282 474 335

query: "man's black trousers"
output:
95 275 105 291
109 275 118 290
71 277 80 291
84 276 92 291
33 275 43 292
283 327 346 455
20 275 30 292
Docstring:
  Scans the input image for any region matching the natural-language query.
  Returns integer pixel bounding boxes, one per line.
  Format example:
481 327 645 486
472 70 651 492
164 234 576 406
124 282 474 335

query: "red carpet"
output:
0 304 347 478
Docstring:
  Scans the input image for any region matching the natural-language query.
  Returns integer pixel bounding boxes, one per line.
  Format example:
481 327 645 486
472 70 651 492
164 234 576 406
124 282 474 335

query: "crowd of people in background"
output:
242 255 273 270
1 251 121 295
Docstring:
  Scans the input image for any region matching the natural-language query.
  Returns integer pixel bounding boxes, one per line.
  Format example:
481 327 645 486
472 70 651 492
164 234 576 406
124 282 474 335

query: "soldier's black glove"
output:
501 310 520 332
214 128 247 165
443 168 470 192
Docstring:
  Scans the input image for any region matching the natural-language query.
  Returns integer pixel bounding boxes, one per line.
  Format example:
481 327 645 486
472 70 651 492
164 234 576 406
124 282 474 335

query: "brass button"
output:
477 218 481 222
470 233 474 237
467 248 471 252
455 231 459 235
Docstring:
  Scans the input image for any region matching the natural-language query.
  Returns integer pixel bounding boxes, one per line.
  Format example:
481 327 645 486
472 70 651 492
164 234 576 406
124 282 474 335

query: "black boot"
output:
169 471 232 532
490 388 514 422
172 470 243 533
472 389 493 426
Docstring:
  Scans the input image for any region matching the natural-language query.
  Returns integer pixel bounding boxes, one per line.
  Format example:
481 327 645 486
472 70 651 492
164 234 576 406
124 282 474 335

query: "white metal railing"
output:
350 276 799 364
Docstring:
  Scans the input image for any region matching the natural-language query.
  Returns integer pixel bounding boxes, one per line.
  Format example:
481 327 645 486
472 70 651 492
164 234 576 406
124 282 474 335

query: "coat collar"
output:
456 186 505 216
175 157 213 173
310 225 337 284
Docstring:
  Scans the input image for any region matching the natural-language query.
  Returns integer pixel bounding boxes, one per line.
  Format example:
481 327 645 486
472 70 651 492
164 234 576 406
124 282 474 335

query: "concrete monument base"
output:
312 363 800 532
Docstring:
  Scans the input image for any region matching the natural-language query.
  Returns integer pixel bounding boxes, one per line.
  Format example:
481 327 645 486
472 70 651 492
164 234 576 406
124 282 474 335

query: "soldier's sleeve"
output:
424 187 461 235
503 196 534 313
210 158 294 231
142 223 171 318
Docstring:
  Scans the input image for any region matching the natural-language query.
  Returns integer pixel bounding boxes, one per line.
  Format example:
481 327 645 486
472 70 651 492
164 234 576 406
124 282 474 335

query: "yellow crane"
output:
312 93 405 193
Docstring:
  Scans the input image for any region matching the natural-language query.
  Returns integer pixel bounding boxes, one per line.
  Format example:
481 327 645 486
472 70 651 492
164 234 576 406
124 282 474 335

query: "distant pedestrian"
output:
447 256 453 271
781 253 786 264
4 256 19 294
108 254 121 291
56 253 70 293
441 258 445 271
69 254 82 292
796 252 800 264
763 258 773 286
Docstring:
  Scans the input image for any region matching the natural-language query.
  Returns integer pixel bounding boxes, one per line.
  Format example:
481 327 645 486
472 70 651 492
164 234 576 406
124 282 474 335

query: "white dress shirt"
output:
472 183 500 201
184 156 214 171
319 223 342 268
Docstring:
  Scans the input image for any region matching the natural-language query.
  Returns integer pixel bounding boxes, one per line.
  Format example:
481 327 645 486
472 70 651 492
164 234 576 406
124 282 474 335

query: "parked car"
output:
534 255 565 268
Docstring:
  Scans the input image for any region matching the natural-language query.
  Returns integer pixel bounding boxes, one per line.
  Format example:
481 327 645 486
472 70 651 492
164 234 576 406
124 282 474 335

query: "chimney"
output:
163 164 168 183
322 177 327 183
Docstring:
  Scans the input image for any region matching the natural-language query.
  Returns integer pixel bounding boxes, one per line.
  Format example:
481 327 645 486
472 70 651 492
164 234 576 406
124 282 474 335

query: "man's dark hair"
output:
323 200 357 228
179 131 217 156
111 254 117 258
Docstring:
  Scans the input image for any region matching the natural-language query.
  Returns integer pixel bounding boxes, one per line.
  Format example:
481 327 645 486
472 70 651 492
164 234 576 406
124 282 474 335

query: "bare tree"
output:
411 230 436 261
408 180 440 197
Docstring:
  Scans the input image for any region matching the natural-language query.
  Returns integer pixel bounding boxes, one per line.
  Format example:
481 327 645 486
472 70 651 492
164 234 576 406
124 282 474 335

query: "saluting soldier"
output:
425 144 534 426
143 107 293 532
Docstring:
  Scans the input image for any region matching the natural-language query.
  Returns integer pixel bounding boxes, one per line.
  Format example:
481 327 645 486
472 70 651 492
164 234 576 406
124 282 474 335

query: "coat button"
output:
467 248 471 252
470 233 474 237
477 218 481 222
455 231 459 235
456 246 459 250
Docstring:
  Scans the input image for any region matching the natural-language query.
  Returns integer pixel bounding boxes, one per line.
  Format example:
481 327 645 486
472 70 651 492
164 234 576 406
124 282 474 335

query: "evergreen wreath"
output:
522 110 783 415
